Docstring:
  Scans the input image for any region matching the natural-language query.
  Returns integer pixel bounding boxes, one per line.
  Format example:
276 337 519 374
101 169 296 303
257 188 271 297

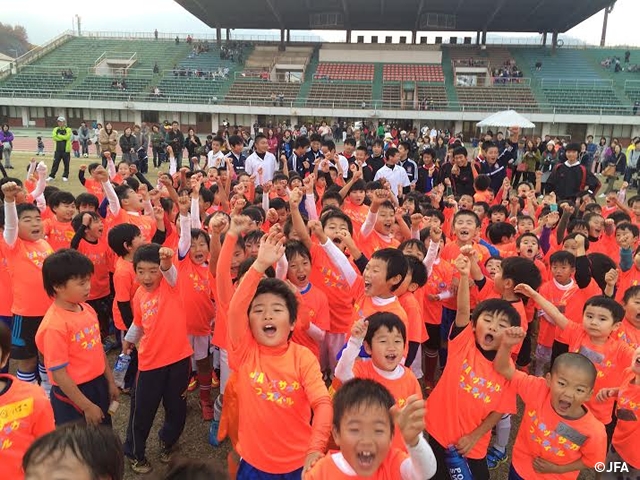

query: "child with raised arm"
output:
227 231 332 478
426 253 520 480
514 284 635 438
494 327 606 479
305 378 436 479
596 346 640 478
334 313 422 452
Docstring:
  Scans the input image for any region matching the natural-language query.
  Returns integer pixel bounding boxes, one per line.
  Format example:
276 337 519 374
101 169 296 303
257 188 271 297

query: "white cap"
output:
401 130 407 135
57 116 66 122
384 133 393 139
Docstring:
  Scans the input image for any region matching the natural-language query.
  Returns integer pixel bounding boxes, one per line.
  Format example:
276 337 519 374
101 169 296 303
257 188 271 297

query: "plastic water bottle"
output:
112 354 131 389
444 445 473 480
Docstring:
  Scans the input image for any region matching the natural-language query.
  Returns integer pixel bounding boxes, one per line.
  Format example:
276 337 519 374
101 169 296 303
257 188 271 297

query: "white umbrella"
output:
477 110 535 128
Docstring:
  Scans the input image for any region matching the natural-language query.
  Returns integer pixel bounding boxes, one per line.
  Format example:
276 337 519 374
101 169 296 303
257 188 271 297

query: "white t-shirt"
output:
374 164 410 194
245 151 278 185
336 155 350 178
207 150 225 169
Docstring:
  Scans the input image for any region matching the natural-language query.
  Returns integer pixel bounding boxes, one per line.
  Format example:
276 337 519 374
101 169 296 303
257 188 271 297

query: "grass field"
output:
4 150 598 480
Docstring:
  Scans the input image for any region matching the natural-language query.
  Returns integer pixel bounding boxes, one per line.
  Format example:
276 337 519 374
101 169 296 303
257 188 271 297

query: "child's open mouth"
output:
194 253 205 262
363 280 372 291
296 274 307 283
356 451 375 467
263 324 277 337
484 334 494 345
526 248 534 255
385 353 398 363
557 400 571 412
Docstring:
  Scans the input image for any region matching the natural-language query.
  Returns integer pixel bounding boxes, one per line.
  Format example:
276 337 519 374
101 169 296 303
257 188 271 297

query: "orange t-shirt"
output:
494 241 517 258
616 266 640 303
399 292 427 343
352 360 422 452
305 450 409 480
615 319 640 350
43 217 75 252
439 241 491 310
291 284 331 359
0 375 55 480
35 303 105 386
351 276 408 338
357 230 400 260
612 369 640 469
76 237 114 300
4 238 53 317
559 321 635 424
108 209 156 243
342 200 368 233
423 259 454 325
309 243 354 335
83 178 105 203
474 190 492 203
510 371 606 480
178 257 215 337
227 267 332 474
426 324 517 459
112 258 138 331
132 277 192 371
0 244 13 317
212 231 240 350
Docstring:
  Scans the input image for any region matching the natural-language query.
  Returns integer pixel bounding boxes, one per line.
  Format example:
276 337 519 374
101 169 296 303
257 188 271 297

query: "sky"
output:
4 0 639 48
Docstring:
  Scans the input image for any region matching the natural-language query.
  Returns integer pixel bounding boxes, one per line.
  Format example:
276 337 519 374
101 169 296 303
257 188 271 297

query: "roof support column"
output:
287 29 291 43
281 28 285 45
216 27 222 46
346 30 352 43
481 30 487 46
476 31 481 45
542 31 547 46
551 31 558 55
226 28 230 40
412 30 417 44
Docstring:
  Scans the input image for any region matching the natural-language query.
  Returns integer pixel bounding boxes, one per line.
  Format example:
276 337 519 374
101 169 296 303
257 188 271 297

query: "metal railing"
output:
0 86 636 116
14 30 74 71
82 30 321 43
540 78 614 89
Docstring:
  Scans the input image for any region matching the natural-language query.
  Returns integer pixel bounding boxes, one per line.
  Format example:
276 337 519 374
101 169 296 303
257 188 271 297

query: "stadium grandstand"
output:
0 0 638 141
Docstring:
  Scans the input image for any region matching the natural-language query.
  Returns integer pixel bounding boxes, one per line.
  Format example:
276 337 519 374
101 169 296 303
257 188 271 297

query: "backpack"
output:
552 163 601 195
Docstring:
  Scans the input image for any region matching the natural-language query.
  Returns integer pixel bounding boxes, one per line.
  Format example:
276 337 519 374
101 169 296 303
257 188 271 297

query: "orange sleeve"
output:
32 393 55 437
227 266 262 360
299 351 333 455
216 231 238 309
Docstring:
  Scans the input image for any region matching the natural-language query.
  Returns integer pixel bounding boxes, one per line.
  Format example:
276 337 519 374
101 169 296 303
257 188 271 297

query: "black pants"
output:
87 295 113 341
51 151 70 179
101 152 117 168
515 322 533 367
429 436 490 480
51 374 111 426
124 357 190 461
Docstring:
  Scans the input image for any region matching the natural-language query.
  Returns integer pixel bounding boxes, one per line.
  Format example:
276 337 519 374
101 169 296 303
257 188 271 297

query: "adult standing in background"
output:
48 116 72 181
166 121 185 168
134 124 149 156
150 124 165 168
99 122 118 167
92 123 102 157
119 126 139 163
0 123 15 169
266 128 278 156
185 127 202 168
78 121 91 157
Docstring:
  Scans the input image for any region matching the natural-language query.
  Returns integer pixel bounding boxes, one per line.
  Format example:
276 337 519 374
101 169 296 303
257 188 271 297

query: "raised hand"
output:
513 283 537 298
454 254 471 277
229 214 252 236
255 230 286 271
1 181 21 202
390 395 425 448
500 326 526 348
177 195 190 215
351 318 368 340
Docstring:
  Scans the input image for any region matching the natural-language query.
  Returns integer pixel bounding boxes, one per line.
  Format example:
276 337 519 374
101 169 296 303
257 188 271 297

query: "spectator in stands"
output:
154 29 158 40
0 123 14 170
625 50 631 63
175 36 179 45
535 61 542 71
153 62 160 75
78 121 90 158
185 128 202 167
166 121 185 168
48 116 72 182
119 126 139 164
99 122 118 167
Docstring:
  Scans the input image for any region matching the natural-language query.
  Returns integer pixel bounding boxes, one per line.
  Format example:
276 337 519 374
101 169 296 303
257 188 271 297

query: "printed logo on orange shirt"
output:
0 397 34 449
616 329 640 349
320 266 348 290
26 248 53 268
526 410 585 456
141 298 159 324
459 359 502 404
72 322 101 350
188 272 209 292
249 370 300 406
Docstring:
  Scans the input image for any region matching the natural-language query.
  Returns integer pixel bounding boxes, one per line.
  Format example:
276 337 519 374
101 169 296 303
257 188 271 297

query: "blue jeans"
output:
237 460 302 480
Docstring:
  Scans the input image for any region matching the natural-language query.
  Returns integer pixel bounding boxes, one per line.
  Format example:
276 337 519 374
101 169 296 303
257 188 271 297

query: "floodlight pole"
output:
600 3 615 47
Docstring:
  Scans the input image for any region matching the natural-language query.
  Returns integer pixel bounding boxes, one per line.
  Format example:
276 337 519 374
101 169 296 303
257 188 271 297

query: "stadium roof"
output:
176 0 613 34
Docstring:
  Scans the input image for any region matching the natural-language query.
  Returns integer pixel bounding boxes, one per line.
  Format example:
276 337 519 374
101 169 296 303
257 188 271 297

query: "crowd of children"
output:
1 126 640 480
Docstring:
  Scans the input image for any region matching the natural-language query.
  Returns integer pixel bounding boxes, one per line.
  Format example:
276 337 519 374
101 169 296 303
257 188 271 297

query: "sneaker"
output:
46 176 54 182
486 446 508 469
62 177 68 182
5 165 13 169
187 374 197 392
159 441 175 464
128 458 153 474
211 371 220 388
201 398 214 421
